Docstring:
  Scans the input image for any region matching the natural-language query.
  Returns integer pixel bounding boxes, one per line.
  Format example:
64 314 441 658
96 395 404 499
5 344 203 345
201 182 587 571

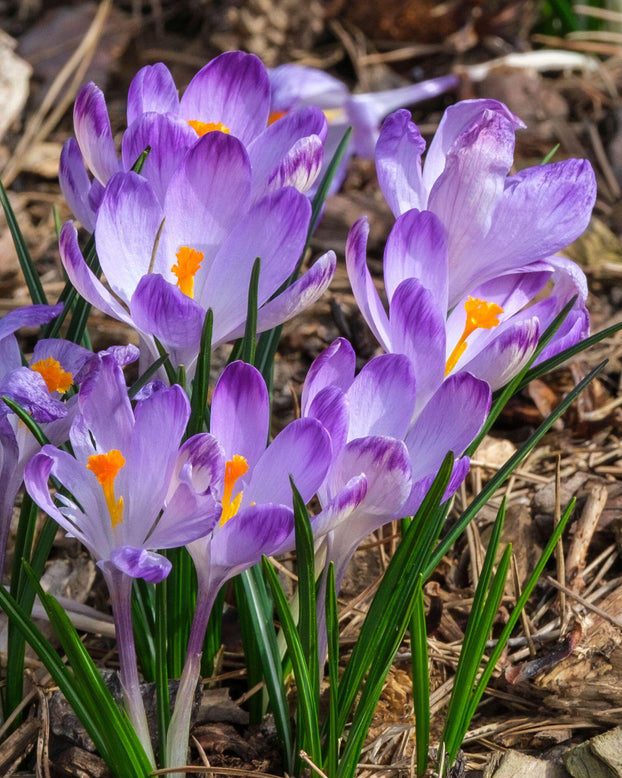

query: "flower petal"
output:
73 82 119 184
376 109 427 217
210 361 269 469
306 386 349 455
269 64 348 112
383 209 448 308
59 139 97 231
301 337 356 416
346 354 416 441
180 51 270 145
345 217 391 350
111 546 172 583
246 418 331 506
127 63 179 125
0 367 66 423
0 303 63 343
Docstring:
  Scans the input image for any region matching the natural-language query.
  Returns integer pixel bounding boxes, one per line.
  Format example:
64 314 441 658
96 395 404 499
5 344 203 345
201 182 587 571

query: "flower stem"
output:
166 578 217 776
105 565 156 767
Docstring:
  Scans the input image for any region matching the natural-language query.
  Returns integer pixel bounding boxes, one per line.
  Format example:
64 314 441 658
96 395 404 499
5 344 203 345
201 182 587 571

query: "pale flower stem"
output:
105 566 156 768
166 579 218 777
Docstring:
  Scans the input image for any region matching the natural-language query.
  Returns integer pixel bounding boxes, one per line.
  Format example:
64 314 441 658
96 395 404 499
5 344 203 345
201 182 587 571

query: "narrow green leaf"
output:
131 146 151 173
308 127 352 243
291 477 319 709
411 580 429 777
540 143 560 165
165 546 196 677
0 178 47 304
63 236 100 345
153 337 177 385
187 308 213 436
263 556 322 766
325 563 340 777
240 257 261 366
237 566 293 772
426 360 606 577
53 205 62 239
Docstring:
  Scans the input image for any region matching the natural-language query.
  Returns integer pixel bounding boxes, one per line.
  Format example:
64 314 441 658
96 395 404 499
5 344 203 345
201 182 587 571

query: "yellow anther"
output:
171 246 204 298
187 120 231 136
87 450 125 528
30 358 73 394
445 297 503 376
220 455 249 525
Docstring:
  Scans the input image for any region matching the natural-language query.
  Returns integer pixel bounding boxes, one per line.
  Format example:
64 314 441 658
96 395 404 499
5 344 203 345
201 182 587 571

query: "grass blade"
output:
187 308 213 435
325 562 340 777
411 579 429 777
240 258 261 366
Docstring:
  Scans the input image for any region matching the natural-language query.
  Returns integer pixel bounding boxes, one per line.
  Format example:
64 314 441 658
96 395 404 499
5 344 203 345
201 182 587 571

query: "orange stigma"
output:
87 450 125 528
171 246 204 298
445 297 503 376
187 120 231 136
220 455 249 525
30 357 73 394
268 110 287 125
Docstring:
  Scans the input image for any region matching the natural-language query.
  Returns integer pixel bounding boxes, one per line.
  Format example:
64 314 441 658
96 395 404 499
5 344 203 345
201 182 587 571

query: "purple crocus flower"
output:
60 129 335 376
24 354 221 764
346 207 590 396
166 360 354 771
302 339 490 597
375 102 597 307
61 51 328 230
269 64 459 193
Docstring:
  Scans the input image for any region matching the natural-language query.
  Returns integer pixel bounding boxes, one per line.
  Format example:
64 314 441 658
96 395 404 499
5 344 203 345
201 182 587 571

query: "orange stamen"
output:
30 357 73 394
220 455 249 525
87 450 125 528
445 297 503 376
171 246 204 298
187 120 231 136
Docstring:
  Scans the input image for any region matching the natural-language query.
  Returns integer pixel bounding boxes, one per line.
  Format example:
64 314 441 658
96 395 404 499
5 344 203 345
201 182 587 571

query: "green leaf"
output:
131 146 151 174
0 178 47 304
263 556 322 767
128 354 171 399
540 143 560 165
237 566 294 772
187 308 213 435
240 257 261 366
308 127 352 243
324 563 340 777
411 580 429 777
427 360 606 577
291 477 319 709
153 337 177 385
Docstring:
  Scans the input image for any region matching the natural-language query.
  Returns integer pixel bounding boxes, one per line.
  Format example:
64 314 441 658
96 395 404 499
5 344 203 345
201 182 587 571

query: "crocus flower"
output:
25 354 222 765
346 209 589 398
61 51 328 230
269 64 459 193
375 102 597 306
60 129 336 376
166 360 351 771
302 339 490 595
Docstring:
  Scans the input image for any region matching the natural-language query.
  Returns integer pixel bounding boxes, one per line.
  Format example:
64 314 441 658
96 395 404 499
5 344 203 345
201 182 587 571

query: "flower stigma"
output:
30 358 73 394
87 450 126 528
171 246 204 298
445 297 503 376
187 120 230 136
220 454 249 525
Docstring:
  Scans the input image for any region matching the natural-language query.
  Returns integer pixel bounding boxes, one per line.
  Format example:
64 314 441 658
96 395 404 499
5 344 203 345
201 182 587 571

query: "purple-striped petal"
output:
31 339 93 380
345 217 391 350
0 367 66 422
248 106 327 199
73 82 119 184
59 222 133 325
149 483 221 549
180 51 270 145
158 131 252 283
346 353 416 441
127 63 179 125
376 109 427 217
95 172 163 302
174 433 225 496
301 337 356 415
384 209 448 308
389 278 446 413
210 361 269 469
269 64 348 112
246 417 331 506
307 386 349 455
130 274 205 370
59 139 97 231
405 373 490 481
121 112 196 202
111 546 172 583
0 304 63 343
206 187 311 342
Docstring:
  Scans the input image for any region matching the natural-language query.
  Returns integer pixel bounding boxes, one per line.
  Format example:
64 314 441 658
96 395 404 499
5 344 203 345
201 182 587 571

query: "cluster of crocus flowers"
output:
0 50 599 776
